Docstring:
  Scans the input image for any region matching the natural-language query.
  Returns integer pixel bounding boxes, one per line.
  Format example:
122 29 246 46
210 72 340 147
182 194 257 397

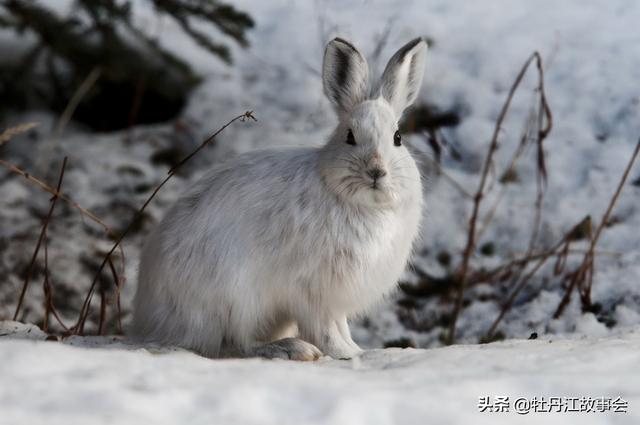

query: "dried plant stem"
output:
0 122 39 147
485 241 562 339
0 158 126 277
484 216 590 339
41 231 70 333
39 67 102 170
447 52 549 345
475 186 507 241
421 155 473 199
107 257 123 333
98 285 107 335
554 138 640 318
13 157 67 321
41 232 51 332
474 246 621 282
73 111 257 334
476 60 552 245
55 67 102 139
1 160 111 235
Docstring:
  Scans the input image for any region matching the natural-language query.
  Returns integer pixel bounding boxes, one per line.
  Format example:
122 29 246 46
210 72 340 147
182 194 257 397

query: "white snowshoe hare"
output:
132 37 428 360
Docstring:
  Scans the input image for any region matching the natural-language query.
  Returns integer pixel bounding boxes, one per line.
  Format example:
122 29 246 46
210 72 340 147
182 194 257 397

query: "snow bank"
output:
1 321 638 425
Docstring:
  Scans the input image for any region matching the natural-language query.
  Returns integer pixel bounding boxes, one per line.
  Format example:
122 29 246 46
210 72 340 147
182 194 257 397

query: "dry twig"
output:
13 157 67 321
0 122 39 147
41 227 71 333
484 216 589 339
0 159 126 278
447 52 551 344
554 138 640 318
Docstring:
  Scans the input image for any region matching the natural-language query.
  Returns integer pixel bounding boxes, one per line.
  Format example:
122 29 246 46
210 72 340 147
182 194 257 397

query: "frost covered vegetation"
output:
1 0 640 422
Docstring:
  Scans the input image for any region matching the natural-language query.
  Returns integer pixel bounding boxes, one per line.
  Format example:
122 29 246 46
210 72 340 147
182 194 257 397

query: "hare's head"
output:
319 37 427 208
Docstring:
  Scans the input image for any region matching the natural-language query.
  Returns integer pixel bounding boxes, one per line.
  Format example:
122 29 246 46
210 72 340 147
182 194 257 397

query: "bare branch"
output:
447 52 551 344
13 157 67 321
0 122 39 146
554 138 640 317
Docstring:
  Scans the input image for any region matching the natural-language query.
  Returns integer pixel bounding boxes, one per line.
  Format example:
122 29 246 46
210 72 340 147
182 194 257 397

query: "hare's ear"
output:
323 38 369 115
377 38 427 116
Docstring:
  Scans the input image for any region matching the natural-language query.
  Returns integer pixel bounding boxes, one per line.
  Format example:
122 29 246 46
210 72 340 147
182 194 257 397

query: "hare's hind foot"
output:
251 338 322 361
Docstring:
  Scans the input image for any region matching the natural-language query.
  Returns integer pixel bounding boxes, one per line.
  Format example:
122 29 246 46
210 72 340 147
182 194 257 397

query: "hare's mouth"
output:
369 178 389 192
368 176 384 191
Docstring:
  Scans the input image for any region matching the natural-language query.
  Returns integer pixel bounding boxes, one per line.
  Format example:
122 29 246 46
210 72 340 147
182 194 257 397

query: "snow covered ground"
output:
1 321 638 425
1 0 640 422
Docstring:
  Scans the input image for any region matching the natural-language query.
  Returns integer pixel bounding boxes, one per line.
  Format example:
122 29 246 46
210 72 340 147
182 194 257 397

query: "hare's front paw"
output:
304 317 363 360
251 338 323 361
322 342 363 360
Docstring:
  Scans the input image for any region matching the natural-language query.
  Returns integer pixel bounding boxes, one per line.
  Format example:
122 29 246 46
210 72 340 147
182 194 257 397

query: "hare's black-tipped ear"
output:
322 38 369 115
377 38 427 116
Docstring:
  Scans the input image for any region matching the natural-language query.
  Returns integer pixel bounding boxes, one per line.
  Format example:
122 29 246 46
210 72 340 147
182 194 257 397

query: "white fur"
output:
132 38 428 359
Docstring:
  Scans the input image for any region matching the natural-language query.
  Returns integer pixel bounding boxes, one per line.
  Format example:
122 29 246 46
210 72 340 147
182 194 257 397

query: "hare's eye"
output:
346 129 356 146
394 130 402 147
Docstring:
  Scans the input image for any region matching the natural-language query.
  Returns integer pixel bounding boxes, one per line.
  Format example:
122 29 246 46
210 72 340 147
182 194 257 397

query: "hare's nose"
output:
367 167 387 180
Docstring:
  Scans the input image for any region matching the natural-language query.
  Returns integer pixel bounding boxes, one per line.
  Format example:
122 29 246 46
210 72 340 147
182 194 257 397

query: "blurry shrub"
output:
0 0 254 130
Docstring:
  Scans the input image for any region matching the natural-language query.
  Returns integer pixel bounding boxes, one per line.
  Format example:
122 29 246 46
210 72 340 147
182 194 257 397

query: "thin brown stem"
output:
0 122 39 147
422 154 474 199
42 230 51 332
13 157 67 321
107 256 122 333
447 52 547 344
467 243 608 287
484 216 589 339
41 229 71 333
0 158 127 279
40 67 102 170
554 138 640 317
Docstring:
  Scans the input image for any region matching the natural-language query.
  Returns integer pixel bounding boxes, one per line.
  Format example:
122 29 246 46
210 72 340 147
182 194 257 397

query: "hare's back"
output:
159 147 323 253
185 147 319 210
